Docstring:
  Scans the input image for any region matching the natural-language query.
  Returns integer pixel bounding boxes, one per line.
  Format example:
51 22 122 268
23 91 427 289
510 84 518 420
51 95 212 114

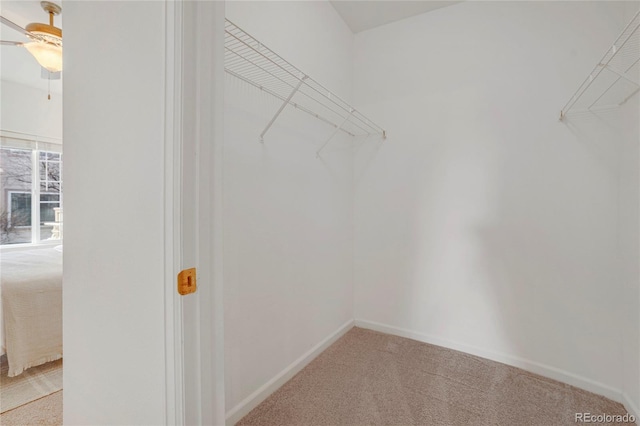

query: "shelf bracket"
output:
316 109 353 157
260 77 307 142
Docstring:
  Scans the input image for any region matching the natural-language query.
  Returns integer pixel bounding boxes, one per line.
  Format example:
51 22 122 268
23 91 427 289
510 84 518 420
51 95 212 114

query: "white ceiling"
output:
0 1 459 93
0 1 63 94
330 0 462 33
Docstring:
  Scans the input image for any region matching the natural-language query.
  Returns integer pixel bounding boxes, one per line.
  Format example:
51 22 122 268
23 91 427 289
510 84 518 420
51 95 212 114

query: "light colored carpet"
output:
237 327 636 426
0 390 62 426
0 356 63 413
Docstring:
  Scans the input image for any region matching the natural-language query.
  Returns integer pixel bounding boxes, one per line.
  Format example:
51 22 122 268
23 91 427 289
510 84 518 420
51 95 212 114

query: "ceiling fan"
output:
0 1 63 73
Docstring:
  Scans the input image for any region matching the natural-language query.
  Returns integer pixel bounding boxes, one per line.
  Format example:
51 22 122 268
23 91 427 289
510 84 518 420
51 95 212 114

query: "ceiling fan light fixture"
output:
25 22 62 41
24 41 62 73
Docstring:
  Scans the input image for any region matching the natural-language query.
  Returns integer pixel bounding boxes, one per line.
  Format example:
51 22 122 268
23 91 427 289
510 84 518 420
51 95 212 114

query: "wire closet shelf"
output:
224 19 386 153
560 9 640 120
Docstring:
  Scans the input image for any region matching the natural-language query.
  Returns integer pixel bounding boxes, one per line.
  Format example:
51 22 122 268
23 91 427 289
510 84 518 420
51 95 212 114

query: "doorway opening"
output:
0 1 63 424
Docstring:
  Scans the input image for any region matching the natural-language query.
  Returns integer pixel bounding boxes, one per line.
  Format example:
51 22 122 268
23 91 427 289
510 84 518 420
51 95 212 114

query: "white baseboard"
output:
225 319 355 425
355 319 627 406
622 392 640 422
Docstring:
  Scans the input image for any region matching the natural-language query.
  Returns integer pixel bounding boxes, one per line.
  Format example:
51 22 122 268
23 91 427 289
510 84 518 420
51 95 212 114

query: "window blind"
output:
0 132 62 153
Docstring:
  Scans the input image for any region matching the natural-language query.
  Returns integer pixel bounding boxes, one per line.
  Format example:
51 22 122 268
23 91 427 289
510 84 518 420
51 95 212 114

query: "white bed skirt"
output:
0 247 63 376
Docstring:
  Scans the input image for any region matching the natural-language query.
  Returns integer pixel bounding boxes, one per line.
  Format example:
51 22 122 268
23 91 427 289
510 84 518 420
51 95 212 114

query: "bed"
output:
0 247 62 377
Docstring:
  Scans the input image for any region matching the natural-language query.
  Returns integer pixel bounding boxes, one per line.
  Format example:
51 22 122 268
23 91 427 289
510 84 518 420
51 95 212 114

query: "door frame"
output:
164 1 225 424
163 0 184 423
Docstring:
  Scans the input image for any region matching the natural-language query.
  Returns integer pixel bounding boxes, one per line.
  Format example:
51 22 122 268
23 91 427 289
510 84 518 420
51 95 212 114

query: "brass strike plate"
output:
178 268 197 295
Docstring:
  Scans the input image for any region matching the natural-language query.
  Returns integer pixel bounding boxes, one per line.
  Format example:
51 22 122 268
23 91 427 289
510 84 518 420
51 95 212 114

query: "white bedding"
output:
0 248 62 376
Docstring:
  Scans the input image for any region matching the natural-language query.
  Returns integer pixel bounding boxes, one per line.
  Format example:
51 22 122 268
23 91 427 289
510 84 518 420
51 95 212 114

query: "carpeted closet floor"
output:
237 327 634 426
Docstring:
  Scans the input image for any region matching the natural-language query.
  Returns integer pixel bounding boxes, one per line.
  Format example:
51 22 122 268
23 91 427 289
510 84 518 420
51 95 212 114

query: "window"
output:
9 191 32 226
1 137 62 246
39 151 62 241
40 193 60 222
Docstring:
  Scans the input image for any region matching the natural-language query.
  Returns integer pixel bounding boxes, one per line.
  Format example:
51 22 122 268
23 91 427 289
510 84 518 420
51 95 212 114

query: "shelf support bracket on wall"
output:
316 109 354 158
260 76 307 142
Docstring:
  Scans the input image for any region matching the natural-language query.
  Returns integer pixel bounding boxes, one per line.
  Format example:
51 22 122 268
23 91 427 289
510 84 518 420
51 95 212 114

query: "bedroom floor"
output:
0 356 63 425
0 391 62 426
237 327 632 426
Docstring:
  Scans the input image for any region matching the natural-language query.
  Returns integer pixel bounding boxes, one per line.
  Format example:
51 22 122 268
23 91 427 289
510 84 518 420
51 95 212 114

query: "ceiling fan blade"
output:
0 40 22 46
0 16 29 36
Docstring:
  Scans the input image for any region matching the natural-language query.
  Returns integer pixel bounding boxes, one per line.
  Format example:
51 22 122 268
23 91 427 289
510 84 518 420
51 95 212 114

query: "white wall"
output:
63 1 167 424
353 0 638 406
0 80 62 139
59 0 640 423
223 1 355 420
620 93 640 417
619 2 640 415
619 4 640 417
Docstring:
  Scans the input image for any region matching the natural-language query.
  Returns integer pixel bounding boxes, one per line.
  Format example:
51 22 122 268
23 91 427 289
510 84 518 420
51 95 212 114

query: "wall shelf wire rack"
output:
224 19 386 155
560 9 640 120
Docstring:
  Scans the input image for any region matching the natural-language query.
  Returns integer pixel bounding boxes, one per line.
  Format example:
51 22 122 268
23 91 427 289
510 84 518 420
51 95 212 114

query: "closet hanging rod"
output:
224 19 386 141
225 46 372 136
560 9 640 120
225 22 383 133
